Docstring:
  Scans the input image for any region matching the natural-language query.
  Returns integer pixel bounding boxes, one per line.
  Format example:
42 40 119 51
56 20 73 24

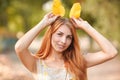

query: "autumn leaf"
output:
69 3 81 18
52 0 65 17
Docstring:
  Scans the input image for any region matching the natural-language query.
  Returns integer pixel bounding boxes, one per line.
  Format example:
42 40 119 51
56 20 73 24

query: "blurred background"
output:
0 0 120 80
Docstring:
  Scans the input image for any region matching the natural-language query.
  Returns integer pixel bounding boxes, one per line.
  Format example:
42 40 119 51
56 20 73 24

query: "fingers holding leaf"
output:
42 12 60 26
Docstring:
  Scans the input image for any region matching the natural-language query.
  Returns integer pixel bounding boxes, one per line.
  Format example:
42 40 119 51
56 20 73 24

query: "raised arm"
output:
71 18 118 68
15 13 59 73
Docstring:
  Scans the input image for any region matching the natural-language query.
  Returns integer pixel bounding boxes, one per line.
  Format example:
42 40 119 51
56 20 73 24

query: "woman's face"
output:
51 24 73 53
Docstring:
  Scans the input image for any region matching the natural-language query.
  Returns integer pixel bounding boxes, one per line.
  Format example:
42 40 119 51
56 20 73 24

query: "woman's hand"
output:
41 12 60 27
70 17 118 68
70 17 91 30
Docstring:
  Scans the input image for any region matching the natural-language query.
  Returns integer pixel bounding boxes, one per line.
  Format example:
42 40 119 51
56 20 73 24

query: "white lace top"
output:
36 59 74 80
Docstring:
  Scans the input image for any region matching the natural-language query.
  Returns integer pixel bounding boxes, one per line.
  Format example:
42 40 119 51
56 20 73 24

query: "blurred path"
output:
0 51 120 80
0 52 34 80
88 55 120 80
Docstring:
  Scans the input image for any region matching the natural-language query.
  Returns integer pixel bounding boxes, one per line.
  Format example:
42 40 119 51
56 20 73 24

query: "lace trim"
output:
36 59 73 80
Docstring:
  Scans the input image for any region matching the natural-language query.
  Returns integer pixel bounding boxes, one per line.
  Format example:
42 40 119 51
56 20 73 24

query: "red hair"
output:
35 17 87 80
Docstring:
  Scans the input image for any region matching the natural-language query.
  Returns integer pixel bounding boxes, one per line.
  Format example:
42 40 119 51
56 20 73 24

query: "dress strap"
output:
37 59 44 73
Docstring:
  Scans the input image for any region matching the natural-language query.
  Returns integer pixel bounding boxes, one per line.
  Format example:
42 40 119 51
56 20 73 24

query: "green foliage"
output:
0 0 120 51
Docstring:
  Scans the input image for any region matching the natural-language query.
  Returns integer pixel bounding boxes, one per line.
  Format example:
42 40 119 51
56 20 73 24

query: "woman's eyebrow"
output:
57 30 72 36
57 31 63 33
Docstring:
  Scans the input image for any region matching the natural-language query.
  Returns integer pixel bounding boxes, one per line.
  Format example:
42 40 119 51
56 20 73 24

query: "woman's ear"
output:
69 3 81 18
52 0 65 17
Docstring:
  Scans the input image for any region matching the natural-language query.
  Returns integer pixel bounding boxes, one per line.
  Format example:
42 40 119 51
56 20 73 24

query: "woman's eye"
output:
57 33 62 36
67 36 72 40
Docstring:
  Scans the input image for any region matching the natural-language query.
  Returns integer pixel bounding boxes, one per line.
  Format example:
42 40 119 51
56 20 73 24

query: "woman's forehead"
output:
56 25 72 35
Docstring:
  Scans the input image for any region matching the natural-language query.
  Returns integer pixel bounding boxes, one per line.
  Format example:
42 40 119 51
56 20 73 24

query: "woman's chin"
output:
55 48 66 53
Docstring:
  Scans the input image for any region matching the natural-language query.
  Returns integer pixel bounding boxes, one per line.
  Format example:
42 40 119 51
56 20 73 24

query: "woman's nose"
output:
61 37 66 44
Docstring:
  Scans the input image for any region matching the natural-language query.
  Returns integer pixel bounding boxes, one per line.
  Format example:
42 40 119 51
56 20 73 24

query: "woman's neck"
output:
46 49 63 61
43 49 65 68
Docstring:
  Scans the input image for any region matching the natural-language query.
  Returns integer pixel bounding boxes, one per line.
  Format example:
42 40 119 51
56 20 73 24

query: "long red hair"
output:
35 17 87 80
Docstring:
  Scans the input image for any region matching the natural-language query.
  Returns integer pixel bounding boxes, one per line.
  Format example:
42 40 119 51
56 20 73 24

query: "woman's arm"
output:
71 18 118 68
15 13 59 72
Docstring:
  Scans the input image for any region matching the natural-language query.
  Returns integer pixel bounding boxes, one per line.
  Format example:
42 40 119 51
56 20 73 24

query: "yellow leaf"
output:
69 3 81 18
52 0 65 16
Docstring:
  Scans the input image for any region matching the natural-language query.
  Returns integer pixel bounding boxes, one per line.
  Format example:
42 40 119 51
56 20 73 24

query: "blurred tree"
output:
79 0 120 51
0 0 11 28
0 0 119 51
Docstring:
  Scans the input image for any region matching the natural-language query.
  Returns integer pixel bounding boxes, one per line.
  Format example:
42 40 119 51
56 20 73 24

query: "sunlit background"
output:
0 0 120 80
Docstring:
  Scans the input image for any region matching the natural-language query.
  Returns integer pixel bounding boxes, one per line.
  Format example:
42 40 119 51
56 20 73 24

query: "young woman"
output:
15 13 118 80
